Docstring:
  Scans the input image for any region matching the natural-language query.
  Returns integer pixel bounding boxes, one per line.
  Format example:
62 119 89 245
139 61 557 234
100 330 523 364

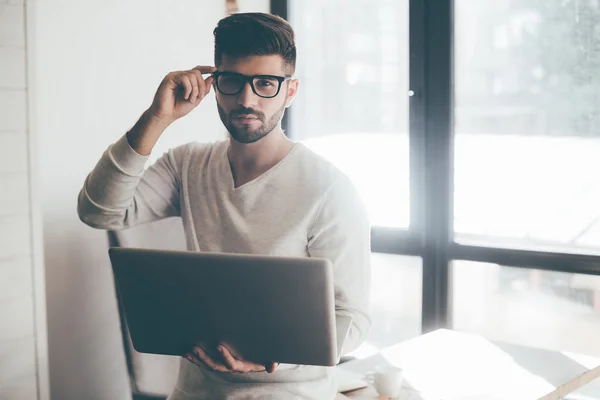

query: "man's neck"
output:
227 128 295 188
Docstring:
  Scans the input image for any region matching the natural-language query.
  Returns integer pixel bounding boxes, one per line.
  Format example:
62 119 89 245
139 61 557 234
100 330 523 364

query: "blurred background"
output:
2 0 600 399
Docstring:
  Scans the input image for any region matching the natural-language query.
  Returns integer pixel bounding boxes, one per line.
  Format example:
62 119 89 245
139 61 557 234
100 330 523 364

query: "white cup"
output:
365 366 404 398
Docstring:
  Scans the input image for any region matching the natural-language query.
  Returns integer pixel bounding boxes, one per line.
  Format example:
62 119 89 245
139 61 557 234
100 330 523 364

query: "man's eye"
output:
256 80 274 87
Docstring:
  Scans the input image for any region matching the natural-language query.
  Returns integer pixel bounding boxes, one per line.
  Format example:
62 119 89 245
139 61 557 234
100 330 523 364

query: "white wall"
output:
24 0 269 399
0 1 50 400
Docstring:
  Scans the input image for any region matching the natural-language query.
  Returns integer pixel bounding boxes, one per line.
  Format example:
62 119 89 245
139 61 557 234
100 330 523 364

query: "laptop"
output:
109 247 351 367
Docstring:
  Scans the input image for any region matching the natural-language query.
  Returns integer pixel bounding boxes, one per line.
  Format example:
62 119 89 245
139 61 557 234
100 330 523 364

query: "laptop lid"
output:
109 247 339 367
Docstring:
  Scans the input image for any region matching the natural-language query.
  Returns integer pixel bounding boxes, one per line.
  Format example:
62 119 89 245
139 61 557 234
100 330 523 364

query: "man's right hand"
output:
148 65 217 124
185 343 279 375
126 66 217 155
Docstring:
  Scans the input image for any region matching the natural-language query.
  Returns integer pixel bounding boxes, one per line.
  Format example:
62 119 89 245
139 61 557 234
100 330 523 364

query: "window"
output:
454 0 600 252
453 261 600 357
365 254 421 352
277 0 600 361
287 0 418 353
289 0 410 229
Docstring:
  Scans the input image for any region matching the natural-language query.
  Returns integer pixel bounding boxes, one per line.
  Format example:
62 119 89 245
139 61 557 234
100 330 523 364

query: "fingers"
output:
174 69 213 103
172 73 195 102
219 345 242 371
186 343 273 375
191 346 229 373
184 352 204 367
175 74 193 101
219 345 269 373
190 69 206 101
191 66 216 98
204 75 214 97
188 73 199 102
193 65 218 74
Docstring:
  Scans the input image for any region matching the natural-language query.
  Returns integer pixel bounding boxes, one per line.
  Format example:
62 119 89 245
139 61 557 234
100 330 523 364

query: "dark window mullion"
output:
451 243 600 276
371 227 422 256
411 0 455 333
270 0 290 134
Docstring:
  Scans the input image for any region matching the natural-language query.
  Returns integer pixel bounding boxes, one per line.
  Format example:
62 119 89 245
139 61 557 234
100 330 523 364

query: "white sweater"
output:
77 134 372 399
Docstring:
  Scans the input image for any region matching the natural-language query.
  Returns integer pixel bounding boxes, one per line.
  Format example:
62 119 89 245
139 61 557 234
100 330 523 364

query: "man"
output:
78 12 371 400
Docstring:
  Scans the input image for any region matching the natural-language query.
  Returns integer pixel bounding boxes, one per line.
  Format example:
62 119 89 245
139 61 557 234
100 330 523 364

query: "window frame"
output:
273 0 600 334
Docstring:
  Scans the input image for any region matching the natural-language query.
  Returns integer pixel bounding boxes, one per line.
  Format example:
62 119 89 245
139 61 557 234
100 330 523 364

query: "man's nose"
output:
237 82 258 108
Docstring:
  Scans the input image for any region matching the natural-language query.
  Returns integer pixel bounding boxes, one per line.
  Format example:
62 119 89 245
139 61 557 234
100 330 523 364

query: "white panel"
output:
0 47 26 88
0 133 28 173
0 91 27 131
0 173 30 216
0 375 37 400
0 4 24 46
28 1 227 399
0 335 36 386
0 257 32 301
0 296 34 342
0 214 31 259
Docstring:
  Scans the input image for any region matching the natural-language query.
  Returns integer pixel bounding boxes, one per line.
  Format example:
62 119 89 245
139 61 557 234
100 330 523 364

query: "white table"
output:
336 329 600 400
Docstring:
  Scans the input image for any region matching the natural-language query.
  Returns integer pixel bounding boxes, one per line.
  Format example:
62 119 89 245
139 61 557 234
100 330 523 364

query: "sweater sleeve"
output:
307 176 372 356
77 134 185 230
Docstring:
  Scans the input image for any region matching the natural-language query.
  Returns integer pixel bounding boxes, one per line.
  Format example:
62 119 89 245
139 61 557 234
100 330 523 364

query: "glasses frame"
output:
213 71 292 99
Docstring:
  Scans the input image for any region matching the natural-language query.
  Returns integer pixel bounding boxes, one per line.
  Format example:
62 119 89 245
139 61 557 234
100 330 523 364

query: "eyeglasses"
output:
213 71 292 99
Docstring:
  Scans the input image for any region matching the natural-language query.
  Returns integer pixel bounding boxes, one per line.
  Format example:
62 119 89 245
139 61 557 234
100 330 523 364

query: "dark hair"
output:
213 12 296 75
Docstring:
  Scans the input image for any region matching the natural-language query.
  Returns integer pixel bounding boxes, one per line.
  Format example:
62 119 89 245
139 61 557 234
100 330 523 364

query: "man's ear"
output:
285 79 299 108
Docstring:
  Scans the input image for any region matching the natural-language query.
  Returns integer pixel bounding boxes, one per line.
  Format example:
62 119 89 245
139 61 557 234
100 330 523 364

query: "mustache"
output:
230 107 264 119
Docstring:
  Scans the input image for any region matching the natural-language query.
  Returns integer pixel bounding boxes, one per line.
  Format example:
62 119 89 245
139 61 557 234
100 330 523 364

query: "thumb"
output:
265 362 278 374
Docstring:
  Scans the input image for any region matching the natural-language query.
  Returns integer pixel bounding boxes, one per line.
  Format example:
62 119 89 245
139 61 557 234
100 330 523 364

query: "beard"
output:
217 99 287 144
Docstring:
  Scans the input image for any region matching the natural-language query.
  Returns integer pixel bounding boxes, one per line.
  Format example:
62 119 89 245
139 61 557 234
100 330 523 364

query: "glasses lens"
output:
217 73 245 95
252 77 280 98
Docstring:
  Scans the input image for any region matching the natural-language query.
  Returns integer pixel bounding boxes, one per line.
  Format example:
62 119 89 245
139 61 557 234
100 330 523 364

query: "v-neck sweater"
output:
77 134 372 399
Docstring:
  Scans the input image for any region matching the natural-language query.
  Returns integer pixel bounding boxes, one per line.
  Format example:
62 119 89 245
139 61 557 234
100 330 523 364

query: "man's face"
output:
215 54 298 144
